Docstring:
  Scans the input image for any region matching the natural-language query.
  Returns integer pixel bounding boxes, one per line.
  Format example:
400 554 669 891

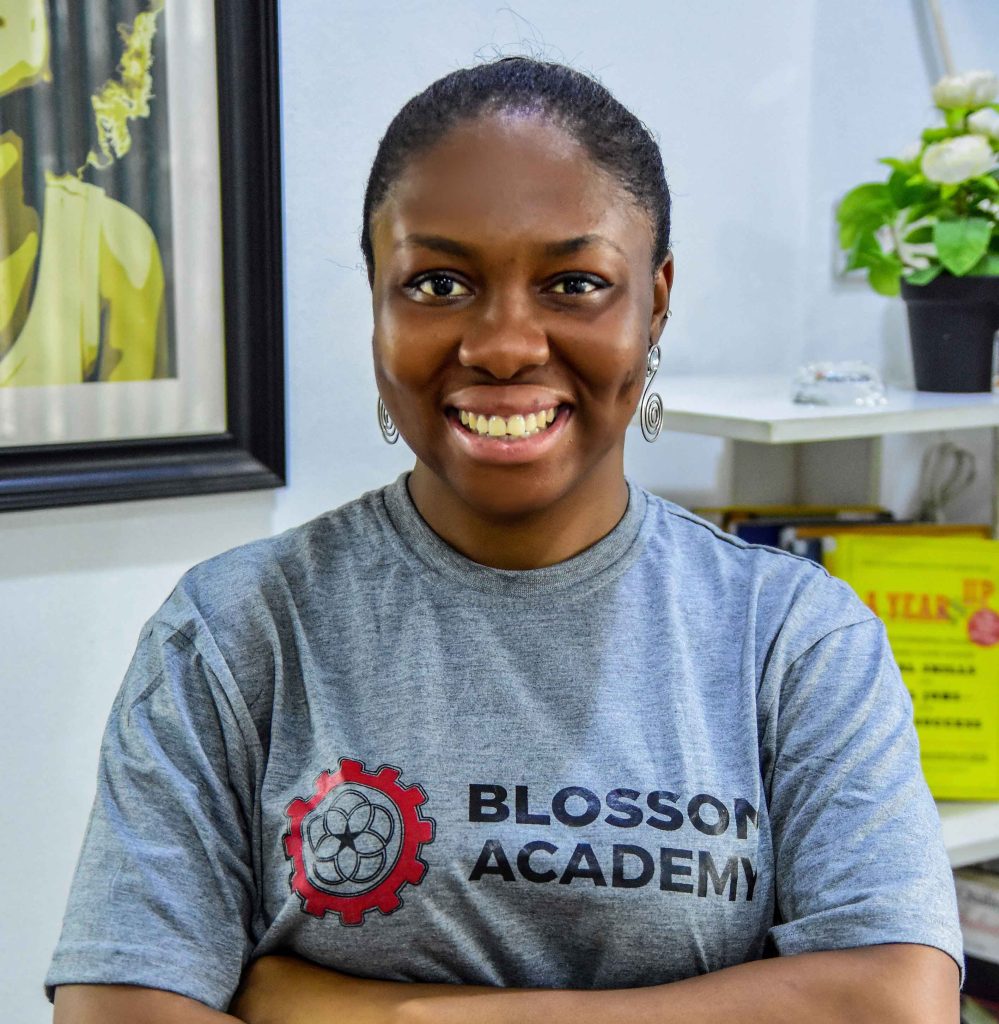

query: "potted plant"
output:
837 70 999 392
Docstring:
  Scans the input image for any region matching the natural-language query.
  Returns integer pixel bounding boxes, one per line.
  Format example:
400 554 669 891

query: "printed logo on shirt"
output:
283 758 436 925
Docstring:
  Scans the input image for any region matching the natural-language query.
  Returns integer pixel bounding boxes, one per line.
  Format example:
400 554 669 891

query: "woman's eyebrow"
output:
543 234 626 258
395 233 626 258
395 234 475 257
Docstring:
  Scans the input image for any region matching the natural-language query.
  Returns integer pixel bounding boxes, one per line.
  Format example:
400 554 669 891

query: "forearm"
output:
400 945 958 1024
233 945 958 1024
53 984 244 1024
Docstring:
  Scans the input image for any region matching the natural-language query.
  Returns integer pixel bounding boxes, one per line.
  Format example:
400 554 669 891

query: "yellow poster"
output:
828 536 999 800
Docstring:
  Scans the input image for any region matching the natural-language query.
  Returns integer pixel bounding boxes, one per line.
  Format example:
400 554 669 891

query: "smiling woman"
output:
369 106 671 566
48 58 961 1024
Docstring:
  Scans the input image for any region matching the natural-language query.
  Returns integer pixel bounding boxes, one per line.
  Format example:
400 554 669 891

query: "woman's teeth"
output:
458 407 558 439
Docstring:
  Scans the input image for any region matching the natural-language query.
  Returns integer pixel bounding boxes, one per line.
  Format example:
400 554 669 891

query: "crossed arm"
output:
53 943 959 1024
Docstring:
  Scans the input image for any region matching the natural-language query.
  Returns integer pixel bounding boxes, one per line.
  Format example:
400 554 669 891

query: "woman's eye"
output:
549 275 606 295
410 274 471 299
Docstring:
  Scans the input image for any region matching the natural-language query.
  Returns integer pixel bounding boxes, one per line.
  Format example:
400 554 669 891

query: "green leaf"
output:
838 223 860 249
845 231 907 281
933 218 993 275
888 169 911 207
904 225 933 243
945 108 969 129
844 249 866 272
843 231 881 271
903 265 943 285
976 175 999 193
892 176 938 208
905 199 939 221
940 184 960 201
880 157 919 173
837 183 895 223
837 183 898 248
837 221 862 249
869 261 902 295
922 127 957 143
968 252 999 275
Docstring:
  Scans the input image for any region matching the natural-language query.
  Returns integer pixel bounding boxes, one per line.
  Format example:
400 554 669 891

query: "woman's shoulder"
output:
118 483 402 719
149 482 400 651
639 489 876 646
643 490 836 572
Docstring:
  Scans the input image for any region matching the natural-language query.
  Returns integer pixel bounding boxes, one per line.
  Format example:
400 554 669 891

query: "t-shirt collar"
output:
381 472 649 598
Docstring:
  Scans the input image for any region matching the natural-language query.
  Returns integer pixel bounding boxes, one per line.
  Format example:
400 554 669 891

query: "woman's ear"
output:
650 250 674 344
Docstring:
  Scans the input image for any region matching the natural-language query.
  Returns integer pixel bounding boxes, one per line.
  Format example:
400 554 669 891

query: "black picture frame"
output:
0 1 285 512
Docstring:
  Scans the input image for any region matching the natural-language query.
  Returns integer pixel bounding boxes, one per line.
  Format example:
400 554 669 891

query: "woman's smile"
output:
456 405 559 439
447 403 570 464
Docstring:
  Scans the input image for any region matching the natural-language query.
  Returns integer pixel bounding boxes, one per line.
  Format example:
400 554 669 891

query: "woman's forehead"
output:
373 112 650 251
393 112 604 197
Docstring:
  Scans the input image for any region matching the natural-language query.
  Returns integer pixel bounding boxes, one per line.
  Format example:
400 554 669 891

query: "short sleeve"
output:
45 619 260 1010
764 615 964 976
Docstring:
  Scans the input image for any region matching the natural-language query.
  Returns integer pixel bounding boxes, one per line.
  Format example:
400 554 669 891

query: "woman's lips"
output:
446 405 570 463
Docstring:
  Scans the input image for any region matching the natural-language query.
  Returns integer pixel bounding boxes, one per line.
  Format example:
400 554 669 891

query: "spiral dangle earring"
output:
377 396 399 444
639 309 670 443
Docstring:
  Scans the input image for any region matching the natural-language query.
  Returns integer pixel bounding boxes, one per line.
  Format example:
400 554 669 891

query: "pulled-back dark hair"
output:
361 57 671 283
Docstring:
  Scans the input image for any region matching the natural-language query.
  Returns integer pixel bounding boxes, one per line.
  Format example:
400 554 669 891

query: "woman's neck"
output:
407 458 630 570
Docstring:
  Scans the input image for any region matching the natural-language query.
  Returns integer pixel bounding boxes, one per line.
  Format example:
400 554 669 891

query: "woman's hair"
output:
361 56 670 283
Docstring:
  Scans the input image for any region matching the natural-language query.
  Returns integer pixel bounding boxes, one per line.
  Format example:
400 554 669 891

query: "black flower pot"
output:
900 274 999 392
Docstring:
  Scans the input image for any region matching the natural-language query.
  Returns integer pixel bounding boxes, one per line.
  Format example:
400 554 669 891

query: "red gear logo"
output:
284 758 435 925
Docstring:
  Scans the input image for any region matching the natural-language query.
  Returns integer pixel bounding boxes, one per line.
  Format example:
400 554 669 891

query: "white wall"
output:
3 2 997 1019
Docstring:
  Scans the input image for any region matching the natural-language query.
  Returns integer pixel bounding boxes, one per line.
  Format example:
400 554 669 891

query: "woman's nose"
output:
457 290 549 379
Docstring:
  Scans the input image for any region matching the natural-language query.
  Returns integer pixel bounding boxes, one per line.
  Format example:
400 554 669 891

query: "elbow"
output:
842 944 960 1024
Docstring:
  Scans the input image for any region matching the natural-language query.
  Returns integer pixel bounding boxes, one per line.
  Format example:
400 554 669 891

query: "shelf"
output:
659 375 999 444
938 802 999 868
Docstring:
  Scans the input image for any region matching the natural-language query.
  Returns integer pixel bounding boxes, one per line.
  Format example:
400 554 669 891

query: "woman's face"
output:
370 111 672 523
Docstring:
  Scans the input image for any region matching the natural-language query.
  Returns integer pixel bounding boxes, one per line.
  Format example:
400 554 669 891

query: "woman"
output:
50 58 961 1023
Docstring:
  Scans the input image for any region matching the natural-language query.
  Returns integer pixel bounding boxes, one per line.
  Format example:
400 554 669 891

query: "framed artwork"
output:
0 0 284 511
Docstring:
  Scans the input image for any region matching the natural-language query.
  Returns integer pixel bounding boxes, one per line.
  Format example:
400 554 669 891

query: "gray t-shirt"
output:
46 475 963 1009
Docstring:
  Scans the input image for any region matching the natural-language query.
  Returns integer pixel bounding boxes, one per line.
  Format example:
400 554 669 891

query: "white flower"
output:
890 213 938 270
921 134 995 183
932 70 999 109
967 107 999 140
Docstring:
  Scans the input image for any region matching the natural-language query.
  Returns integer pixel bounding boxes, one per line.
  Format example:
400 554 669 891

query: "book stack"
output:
694 503 990 563
958 865 999 1020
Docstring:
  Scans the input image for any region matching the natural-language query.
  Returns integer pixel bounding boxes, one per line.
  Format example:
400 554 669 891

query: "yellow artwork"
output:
0 0 167 388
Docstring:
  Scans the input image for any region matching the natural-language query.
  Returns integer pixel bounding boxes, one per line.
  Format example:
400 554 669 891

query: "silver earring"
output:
640 344 663 443
377 396 398 444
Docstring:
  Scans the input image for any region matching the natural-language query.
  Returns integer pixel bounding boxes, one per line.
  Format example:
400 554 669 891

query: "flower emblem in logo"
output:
308 786 397 892
284 759 435 925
